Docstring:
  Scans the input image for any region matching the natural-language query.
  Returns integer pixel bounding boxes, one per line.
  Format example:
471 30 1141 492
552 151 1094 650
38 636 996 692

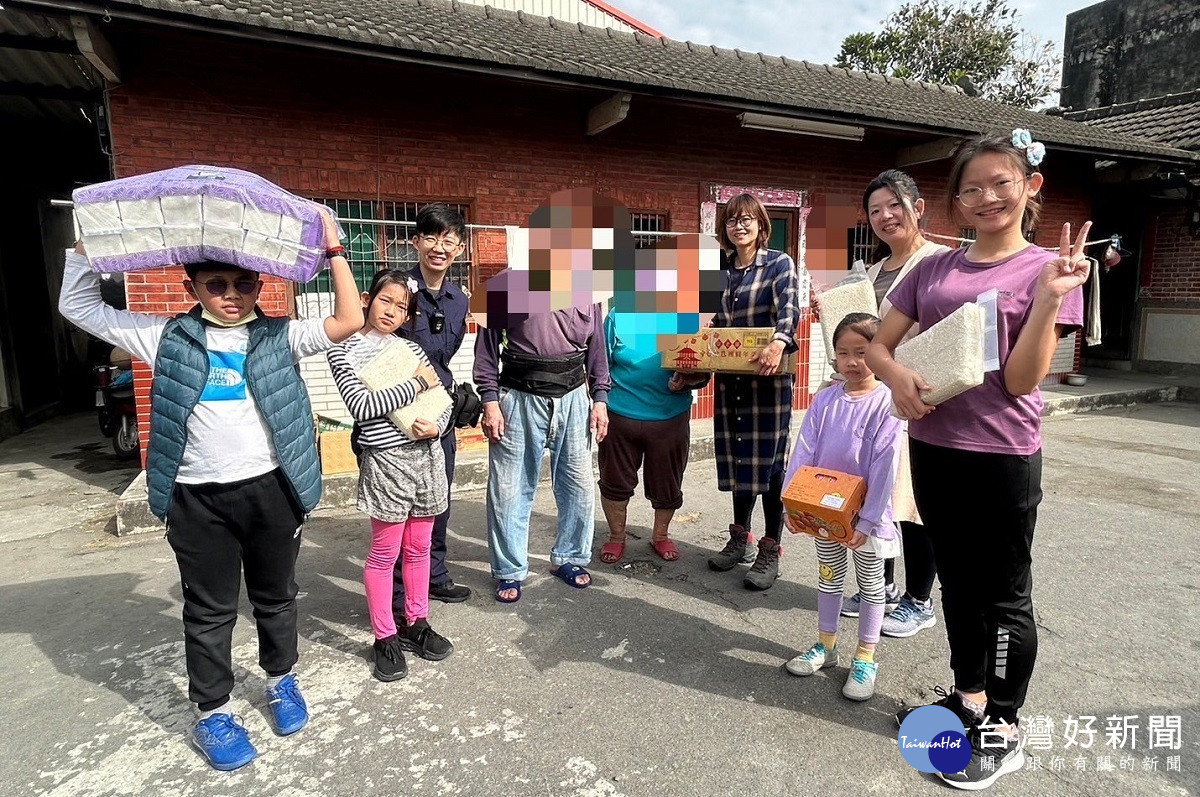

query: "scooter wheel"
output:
113 415 140 459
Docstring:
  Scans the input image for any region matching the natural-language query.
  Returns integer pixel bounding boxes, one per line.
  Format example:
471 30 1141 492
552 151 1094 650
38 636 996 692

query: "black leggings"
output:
910 438 1042 725
733 471 784 541
888 520 937 602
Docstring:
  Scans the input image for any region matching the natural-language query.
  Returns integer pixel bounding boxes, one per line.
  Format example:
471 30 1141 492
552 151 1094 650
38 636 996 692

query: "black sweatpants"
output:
166 469 305 710
909 438 1042 725
393 430 456 610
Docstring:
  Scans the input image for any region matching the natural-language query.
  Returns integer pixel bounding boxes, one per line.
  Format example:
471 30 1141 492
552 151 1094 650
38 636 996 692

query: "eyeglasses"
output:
193 277 258 296
724 215 757 229
956 179 1023 208
419 235 463 250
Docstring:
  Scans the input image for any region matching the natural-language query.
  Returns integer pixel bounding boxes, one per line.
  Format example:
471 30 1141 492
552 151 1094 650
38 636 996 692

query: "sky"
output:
614 0 1092 71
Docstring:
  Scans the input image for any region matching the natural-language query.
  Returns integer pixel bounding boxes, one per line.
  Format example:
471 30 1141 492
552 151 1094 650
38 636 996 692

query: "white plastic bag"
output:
976 289 1000 373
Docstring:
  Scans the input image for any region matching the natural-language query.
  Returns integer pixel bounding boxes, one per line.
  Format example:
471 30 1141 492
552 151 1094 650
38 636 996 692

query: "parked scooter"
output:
95 362 138 459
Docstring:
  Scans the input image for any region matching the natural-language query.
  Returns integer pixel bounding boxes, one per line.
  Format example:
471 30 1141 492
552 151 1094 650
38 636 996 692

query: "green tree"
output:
834 0 1061 109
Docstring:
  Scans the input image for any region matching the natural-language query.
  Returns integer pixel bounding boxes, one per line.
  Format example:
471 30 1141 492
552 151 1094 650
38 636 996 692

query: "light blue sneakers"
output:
842 658 878 701
192 713 257 771
265 674 309 736
785 642 839 676
881 596 937 638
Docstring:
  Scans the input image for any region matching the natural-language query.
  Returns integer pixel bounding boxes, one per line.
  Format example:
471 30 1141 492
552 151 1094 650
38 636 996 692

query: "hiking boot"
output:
841 582 901 618
398 618 455 661
785 642 838 676
265 673 308 736
373 635 408 682
842 659 878 701
743 537 781 590
881 595 937 638
896 685 984 728
707 524 756 571
429 580 472 603
939 723 1025 790
191 713 257 771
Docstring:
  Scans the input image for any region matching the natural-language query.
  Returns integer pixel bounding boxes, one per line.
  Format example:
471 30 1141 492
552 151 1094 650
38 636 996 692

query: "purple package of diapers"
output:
72 165 337 282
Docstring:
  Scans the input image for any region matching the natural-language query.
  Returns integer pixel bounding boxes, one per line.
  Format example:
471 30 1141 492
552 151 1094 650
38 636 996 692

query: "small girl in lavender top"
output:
782 312 902 703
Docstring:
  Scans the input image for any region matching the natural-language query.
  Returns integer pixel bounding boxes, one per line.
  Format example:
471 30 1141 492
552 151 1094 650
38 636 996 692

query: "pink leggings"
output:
364 516 434 640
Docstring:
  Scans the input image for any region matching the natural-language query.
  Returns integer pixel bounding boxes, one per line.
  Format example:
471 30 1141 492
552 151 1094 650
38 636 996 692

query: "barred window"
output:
631 212 668 249
300 199 472 294
959 227 978 248
848 222 876 267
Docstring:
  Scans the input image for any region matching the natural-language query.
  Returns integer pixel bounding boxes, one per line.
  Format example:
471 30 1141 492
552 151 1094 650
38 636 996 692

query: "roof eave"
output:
14 0 1196 166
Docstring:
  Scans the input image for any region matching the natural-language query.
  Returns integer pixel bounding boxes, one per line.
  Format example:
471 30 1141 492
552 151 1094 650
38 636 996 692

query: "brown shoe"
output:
707 524 757 571
744 537 781 590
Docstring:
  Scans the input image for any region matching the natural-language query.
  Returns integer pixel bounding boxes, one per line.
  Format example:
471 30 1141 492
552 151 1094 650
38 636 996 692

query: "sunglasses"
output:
192 277 259 297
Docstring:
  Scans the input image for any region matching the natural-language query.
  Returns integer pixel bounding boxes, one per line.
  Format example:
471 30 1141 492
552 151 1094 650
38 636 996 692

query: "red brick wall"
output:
109 26 1097 437
1144 205 1200 302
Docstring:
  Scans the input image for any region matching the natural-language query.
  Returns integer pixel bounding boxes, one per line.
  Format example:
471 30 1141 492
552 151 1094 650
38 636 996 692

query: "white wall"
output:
1141 309 1200 364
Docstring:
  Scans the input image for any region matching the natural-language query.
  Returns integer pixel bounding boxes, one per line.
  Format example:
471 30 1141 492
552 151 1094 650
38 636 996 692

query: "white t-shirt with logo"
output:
58 252 333 484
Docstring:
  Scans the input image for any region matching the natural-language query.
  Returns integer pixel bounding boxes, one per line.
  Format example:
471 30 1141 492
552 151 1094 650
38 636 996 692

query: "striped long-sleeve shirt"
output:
327 331 453 450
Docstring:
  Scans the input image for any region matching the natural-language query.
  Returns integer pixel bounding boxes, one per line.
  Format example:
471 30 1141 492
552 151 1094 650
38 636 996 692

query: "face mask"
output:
201 308 256 328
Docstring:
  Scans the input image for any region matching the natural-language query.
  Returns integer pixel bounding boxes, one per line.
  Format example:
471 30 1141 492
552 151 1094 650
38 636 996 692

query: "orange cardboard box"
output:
781 466 866 545
660 328 797 375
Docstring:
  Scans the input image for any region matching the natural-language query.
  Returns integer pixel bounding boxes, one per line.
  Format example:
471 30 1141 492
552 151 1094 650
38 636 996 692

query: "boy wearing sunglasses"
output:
59 209 363 771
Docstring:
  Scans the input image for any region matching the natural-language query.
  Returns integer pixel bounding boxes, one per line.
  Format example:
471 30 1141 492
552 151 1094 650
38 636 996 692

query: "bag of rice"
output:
818 264 879 361
357 339 453 438
892 300 985 410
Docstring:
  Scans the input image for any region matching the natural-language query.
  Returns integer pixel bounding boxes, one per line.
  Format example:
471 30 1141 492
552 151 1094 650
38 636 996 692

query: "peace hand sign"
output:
1039 221 1093 300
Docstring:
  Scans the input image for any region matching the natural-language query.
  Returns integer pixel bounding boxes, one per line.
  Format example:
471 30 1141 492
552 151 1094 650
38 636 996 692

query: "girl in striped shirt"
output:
328 270 455 682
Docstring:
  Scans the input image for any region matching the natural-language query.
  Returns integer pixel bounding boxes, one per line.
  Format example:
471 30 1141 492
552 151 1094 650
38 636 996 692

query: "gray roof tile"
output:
102 0 1194 162
1064 90 1200 152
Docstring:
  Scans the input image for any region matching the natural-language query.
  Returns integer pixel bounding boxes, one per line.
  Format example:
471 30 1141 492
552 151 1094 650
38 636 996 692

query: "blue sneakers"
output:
840 583 901 618
881 595 937 638
265 674 309 736
192 713 257 771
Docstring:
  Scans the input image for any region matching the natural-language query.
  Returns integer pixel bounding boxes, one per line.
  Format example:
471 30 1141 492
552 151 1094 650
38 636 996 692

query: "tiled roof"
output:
1063 89 1200 152
76 0 1198 162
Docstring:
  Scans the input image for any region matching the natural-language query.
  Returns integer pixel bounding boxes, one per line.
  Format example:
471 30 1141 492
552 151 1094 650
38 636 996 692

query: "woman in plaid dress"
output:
707 194 801 590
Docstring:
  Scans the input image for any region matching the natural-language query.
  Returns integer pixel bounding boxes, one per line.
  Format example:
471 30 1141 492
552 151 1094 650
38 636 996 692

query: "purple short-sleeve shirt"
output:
887 245 1083 455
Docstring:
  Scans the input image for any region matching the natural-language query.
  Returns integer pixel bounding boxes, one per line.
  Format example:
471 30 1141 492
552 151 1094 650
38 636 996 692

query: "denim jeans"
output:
487 384 595 580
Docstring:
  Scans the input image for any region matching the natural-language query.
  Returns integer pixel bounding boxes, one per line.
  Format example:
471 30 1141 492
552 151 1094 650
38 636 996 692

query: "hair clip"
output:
406 277 419 293
1011 128 1046 167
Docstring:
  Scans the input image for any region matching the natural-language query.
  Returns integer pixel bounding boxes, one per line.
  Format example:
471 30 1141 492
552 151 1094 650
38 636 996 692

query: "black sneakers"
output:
398 618 455 661
429 580 472 603
939 723 1025 790
372 635 408 682
896 686 983 728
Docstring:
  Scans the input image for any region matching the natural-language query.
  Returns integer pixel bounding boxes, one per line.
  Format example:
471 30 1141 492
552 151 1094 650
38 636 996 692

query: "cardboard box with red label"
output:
660 328 797 375
781 466 866 545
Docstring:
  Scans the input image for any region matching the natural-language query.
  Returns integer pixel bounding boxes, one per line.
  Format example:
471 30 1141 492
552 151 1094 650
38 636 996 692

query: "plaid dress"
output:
713 249 801 493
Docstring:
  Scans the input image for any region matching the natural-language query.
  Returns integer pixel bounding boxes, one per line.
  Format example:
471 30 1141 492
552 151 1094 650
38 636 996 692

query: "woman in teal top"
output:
597 310 708 563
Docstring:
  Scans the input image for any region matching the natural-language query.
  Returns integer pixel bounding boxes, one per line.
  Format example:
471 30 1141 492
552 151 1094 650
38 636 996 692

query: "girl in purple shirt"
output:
868 131 1090 790
783 313 902 703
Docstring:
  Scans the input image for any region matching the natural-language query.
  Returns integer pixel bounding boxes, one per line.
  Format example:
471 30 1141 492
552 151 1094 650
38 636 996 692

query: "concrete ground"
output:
1 402 1198 796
